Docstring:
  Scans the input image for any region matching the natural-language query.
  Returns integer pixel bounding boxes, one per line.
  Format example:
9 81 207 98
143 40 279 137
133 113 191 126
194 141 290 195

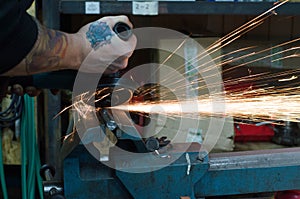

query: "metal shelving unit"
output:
59 1 300 15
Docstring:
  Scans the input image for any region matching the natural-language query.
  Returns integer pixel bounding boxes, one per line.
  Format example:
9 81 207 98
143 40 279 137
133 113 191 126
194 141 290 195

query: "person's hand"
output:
76 15 137 74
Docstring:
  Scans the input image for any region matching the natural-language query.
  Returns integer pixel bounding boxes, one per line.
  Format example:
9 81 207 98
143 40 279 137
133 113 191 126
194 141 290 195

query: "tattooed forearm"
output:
2 16 133 77
25 21 68 74
86 21 113 50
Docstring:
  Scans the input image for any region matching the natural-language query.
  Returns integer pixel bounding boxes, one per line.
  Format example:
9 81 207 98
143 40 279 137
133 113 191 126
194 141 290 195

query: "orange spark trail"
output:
110 88 300 123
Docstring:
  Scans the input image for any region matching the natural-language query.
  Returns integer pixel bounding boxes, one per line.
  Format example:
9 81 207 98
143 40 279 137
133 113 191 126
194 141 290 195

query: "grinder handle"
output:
113 22 132 41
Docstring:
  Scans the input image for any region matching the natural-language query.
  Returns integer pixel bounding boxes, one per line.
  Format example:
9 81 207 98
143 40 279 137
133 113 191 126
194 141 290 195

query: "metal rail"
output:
210 147 300 170
59 1 300 15
195 147 300 197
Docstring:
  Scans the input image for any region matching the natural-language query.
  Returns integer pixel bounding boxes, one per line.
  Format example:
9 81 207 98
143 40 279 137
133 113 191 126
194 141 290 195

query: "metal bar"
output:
44 90 62 180
209 147 300 169
195 148 300 197
59 1 300 15
42 0 60 29
41 0 62 181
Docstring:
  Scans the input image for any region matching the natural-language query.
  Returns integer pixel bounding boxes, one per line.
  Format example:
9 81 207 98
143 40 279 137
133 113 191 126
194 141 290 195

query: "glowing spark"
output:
161 37 189 66
271 53 300 62
62 131 76 142
278 75 298 82
54 104 73 119
95 93 111 103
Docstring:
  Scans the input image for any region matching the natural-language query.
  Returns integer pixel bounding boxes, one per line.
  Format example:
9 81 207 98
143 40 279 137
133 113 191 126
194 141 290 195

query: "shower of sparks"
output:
63 0 300 127
142 0 291 98
55 88 111 119
110 86 300 123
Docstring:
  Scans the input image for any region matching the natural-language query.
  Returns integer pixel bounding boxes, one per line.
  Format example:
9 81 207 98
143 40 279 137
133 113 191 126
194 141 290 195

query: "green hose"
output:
0 128 8 199
0 94 43 199
35 148 44 199
27 96 35 199
21 96 28 199
21 95 44 199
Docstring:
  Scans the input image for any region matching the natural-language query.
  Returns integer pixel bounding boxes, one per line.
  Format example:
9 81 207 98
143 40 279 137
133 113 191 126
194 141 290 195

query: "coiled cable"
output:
0 94 23 127
0 94 22 199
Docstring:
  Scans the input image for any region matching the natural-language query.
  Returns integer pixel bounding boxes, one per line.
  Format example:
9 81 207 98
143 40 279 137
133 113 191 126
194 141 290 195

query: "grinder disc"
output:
96 77 138 107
